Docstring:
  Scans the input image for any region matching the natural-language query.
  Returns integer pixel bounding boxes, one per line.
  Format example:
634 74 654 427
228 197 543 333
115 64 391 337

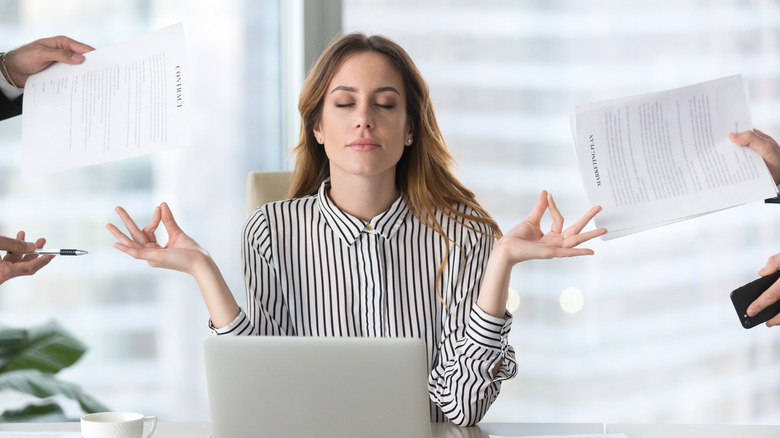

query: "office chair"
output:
246 170 293 216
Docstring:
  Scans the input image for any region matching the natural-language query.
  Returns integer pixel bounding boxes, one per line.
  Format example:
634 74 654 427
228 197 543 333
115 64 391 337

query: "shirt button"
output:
365 224 374 231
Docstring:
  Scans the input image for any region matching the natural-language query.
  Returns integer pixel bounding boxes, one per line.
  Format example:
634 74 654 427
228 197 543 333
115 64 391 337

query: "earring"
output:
317 138 322 143
407 139 412 145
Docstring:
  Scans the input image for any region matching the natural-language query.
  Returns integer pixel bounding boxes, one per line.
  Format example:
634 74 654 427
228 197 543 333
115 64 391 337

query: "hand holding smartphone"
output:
731 269 780 329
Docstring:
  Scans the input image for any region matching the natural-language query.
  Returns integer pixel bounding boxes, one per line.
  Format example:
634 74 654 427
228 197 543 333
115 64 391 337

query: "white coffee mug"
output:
81 412 157 438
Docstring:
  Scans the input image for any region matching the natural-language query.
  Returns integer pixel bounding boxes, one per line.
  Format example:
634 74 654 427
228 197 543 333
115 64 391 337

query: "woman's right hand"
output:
107 202 240 327
106 202 211 275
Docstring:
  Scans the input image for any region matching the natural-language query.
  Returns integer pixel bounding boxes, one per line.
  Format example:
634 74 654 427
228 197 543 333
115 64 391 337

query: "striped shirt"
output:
214 180 517 426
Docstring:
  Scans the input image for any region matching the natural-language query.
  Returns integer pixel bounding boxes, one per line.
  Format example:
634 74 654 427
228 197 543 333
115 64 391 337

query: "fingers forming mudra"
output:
107 203 206 274
108 206 161 250
505 191 606 262
538 191 605 246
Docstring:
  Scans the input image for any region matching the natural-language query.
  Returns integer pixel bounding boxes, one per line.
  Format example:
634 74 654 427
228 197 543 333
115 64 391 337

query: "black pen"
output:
34 249 88 256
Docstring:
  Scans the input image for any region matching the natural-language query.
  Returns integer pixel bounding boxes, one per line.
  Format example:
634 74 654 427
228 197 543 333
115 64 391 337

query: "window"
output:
3 0 780 424
343 0 780 424
0 0 281 420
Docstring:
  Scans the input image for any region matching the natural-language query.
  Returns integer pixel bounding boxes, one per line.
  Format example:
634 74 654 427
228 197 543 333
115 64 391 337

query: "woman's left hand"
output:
496 190 606 264
476 190 606 319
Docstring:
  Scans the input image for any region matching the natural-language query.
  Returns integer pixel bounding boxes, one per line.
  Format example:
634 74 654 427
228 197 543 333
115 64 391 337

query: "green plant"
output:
0 320 109 422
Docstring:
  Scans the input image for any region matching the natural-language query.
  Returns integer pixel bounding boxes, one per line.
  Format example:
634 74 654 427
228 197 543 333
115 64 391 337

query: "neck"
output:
328 173 399 222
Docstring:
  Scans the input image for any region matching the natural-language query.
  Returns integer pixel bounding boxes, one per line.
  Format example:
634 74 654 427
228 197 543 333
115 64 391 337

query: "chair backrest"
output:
246 170 293 216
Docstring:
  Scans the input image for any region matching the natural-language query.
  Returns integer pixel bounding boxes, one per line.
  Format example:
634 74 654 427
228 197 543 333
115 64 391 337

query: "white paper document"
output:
571 75 778 240
21 23 190 177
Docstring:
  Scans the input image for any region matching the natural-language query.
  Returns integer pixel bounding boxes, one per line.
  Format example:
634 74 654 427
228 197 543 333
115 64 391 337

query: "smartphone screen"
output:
730 270 780 329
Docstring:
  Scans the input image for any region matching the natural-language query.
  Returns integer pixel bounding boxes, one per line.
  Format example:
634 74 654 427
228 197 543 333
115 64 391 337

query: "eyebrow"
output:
330 85 401 96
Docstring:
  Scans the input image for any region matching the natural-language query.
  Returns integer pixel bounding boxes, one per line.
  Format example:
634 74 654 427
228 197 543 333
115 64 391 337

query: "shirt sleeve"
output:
427 228 518 426
209 206 291 336
0 71 22 100
0 79 22 121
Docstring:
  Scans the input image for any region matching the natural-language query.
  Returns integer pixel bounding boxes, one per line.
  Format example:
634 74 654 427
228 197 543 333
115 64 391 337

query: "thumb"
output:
729 130 754 146
159 202 184 234
759 254 780 276
36 45 85 65
65 51 86 64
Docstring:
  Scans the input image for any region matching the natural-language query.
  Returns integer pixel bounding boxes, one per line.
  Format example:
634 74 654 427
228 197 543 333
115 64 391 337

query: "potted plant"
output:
0 320 108 422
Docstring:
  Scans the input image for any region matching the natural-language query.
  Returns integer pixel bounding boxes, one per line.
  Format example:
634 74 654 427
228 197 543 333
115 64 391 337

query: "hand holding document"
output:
21 23 189 177
571 75 778 240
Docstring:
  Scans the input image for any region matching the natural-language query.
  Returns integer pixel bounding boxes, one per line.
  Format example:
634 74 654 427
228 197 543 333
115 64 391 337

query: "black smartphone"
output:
731 269 780 329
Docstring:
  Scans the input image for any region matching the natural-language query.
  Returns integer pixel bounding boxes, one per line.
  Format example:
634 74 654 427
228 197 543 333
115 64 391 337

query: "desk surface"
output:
0 422 602 438
0 422 210 437
606 423 780 438
2 421 779 437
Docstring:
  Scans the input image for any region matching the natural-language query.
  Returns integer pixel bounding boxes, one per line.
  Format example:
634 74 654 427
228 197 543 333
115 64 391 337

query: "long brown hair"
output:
289 33 502 304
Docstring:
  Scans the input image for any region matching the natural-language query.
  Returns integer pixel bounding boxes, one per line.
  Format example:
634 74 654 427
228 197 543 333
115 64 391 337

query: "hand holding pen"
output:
0 231 54 286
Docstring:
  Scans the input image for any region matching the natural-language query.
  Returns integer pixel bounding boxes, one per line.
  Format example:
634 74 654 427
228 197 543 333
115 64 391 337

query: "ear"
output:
313 121 323 144
405 121 414 146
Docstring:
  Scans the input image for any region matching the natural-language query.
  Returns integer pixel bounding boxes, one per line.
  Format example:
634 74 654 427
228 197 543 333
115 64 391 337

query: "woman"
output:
108 33 606 426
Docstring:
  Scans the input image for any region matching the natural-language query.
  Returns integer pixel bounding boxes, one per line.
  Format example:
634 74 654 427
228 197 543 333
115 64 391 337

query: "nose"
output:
355 105 374 129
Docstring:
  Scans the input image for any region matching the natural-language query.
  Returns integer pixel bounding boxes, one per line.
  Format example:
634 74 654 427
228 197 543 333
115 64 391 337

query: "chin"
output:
332 166 396 180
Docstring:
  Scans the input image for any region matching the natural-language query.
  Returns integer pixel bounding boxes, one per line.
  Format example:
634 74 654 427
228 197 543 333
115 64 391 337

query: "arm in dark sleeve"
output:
0 93 22 121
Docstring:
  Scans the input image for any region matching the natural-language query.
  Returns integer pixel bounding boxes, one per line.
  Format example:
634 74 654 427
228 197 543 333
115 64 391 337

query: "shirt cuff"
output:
208 309 248 335
465 303 512 351
0 72 22 100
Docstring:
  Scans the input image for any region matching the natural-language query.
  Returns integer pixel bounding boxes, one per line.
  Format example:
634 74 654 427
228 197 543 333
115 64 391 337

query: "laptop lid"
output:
203 336 432 438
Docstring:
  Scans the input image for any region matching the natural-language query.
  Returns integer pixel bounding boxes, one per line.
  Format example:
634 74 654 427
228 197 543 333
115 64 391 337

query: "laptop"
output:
203 336 432 438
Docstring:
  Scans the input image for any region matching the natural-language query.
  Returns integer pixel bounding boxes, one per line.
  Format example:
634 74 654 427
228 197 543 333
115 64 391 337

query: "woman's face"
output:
314 51 413 184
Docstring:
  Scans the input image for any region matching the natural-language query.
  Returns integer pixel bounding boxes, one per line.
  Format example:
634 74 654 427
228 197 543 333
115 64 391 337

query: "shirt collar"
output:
317 179 410 246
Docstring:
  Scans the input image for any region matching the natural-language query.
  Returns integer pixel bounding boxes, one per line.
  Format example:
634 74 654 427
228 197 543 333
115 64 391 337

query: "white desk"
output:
0 422 211 437
606 423 780 438
2 421 780 437
0 422 602 437
433 422 604 437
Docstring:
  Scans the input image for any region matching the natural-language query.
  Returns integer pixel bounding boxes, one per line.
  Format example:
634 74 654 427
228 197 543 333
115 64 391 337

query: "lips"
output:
348 138 380 151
